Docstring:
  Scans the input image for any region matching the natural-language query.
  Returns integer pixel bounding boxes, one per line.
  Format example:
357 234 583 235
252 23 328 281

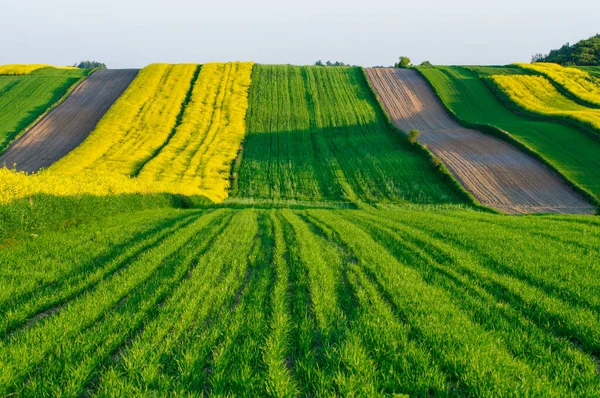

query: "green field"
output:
418 66 600 198
1 202 599 396
2 62 600 396
0 68 88 153
234 65 464 205
578 66 600 77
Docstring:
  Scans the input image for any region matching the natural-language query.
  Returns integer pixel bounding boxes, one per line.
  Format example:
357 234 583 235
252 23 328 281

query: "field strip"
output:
365 68 595 214
489 74 600 140
515 63 600 108
0 69 138 172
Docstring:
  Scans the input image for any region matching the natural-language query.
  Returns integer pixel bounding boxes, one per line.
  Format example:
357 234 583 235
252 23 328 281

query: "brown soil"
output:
365 68 595 214
0 69 138 173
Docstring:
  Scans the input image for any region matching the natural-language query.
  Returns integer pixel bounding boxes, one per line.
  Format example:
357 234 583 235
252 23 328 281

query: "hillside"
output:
1 205 599 396
0 61 599 396
419 66 600 199
234 65 464 205
366 67 593 214
0 67 88 152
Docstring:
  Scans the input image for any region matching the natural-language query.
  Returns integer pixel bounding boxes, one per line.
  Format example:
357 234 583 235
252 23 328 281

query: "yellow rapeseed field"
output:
1 62 254 204
516 62 600 107
491 74 600 135
0 169 205 204
51 63 198 175
138 62 253 202
0 64 78 75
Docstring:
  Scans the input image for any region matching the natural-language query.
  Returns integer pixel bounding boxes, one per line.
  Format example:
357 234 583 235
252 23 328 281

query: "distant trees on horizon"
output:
75 61 107 69
532 34 600 66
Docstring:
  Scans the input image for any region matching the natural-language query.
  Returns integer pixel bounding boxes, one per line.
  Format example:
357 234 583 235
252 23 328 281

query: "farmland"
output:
488 74 600 140
419 66 600 199
0 69 138 173
0 67 88 152
365 67 593 214
0 204 599 396
43 62 252 202
235 65 463 205
0 64 61 75
516 62 600 107
137 62 253 202
50 63 199 176
1 60 600 397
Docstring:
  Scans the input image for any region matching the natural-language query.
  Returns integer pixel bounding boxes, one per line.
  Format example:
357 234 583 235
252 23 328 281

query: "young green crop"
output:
0 68 87 152
418 66 600 198
1 205 599 396
235 65 463 205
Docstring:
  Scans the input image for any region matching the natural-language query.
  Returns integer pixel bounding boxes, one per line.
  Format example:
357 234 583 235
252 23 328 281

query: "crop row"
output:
0 68 87 152
1 62 255 203
235 65 462 205
0 206 599 395
137 62 253 202
489 74 600 140
516 62 600 107
419 66 600 199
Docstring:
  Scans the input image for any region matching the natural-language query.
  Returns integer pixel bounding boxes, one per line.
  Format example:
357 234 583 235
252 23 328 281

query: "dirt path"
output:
365 68 595 214
0 69 138 173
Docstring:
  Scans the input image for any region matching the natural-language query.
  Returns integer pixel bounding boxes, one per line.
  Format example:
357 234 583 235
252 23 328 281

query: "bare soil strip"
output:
365 68 595 214
0 69 138 173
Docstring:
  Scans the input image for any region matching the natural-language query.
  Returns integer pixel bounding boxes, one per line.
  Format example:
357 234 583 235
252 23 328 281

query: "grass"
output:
0 67 88 152
0 203 599 396
418 66 600 199
234 65 464 205
516 62 600 108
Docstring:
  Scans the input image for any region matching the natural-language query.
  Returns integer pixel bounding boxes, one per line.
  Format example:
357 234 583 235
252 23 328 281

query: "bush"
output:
420 61 433 67
77 61 107 69
395 56 411 68
408 129 420 144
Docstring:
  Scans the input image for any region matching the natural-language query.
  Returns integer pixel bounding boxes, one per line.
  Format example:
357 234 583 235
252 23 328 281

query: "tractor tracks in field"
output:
365 68 595 215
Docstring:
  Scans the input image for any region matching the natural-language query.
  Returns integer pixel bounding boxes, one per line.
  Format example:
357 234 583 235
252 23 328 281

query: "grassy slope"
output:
0 68 87 152
235 65 463 205
418 66 600 198
44 63 252 203
0 205 599 396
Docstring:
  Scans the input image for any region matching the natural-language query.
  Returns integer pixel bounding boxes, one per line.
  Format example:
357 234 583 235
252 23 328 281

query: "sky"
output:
1 0 598 68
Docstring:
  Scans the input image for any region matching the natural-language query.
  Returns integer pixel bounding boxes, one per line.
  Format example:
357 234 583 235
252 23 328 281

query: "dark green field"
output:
234 65 464 205
0 67 87 153
419 66 600 198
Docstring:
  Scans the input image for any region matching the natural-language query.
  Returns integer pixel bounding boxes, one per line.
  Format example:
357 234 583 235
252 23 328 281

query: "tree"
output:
77 61 107 69
420 61 433 67
315 60 324 66
395 56 411 68
531 34 600 66
408 129 420 144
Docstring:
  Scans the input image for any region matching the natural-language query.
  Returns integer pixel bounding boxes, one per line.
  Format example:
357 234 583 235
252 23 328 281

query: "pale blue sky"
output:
1 0 598 68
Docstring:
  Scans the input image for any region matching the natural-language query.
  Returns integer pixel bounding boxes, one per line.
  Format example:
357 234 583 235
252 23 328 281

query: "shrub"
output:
408 129 421 144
